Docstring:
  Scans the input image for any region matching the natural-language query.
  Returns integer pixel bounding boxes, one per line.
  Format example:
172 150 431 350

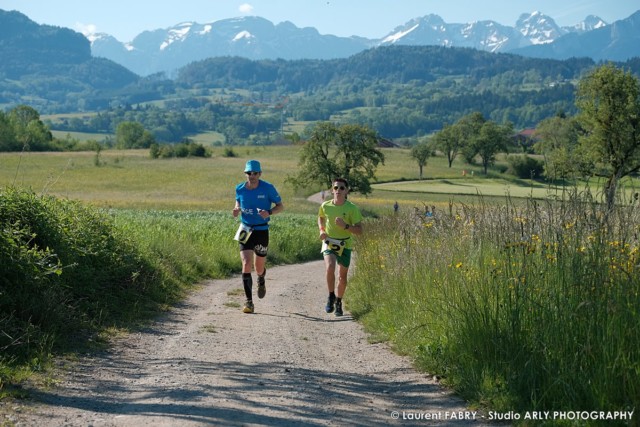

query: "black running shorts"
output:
239 229 269 257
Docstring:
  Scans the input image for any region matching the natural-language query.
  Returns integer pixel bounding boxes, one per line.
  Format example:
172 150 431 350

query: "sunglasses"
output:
333 185 346 190
245 171 260 176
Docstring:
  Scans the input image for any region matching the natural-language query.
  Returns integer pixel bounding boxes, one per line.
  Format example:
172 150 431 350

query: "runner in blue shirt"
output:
232 160 284 314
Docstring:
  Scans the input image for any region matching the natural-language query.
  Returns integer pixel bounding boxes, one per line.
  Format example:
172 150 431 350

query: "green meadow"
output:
1 147 318 212
50 130 114 142
2 146 639 421
4 146 637 213
0 146 495 214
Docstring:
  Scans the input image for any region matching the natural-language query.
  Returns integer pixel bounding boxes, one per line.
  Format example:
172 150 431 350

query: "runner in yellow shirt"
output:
318 178 363 317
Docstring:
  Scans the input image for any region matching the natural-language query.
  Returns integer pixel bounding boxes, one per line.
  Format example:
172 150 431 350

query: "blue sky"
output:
1 0 638 42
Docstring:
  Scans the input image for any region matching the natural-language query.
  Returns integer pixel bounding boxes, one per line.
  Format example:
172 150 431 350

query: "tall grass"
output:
349 191 639 418
111 209 320 282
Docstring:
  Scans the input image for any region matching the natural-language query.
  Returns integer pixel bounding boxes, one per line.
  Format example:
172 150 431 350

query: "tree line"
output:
418 64 640 208
0 105 210 157
41 78 577 145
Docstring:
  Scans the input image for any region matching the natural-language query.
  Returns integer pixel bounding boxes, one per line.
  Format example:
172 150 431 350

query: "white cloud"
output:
239 3 254 15
75 22 98 36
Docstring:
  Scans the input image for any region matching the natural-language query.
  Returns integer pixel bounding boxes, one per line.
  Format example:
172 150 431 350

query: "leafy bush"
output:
188 142 207 157
149 143 160 158
506 154 544 179
222 147 237 157
0 188 181 366
149 142 210 158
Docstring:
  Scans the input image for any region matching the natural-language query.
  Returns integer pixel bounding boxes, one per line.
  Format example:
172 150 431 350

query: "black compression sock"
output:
242 273 253 300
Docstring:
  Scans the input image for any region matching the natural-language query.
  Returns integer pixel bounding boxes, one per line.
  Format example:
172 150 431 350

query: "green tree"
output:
411 140 431 179
288 122 384 195
533 115 585 182
8 105 40 127
431 124 459 167
576 64 640 209
115 121 155 149
456 112 486 164
284 132 302 145
474 121 512 175
7 105 52 151
0 112 19 151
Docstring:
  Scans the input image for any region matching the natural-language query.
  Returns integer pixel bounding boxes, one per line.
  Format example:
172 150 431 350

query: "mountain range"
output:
88 10 639 76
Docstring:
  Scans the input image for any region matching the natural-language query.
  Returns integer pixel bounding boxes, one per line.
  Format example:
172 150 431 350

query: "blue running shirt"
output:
235 180 282 230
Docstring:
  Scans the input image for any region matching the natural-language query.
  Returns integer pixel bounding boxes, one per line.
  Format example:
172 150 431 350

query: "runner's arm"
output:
270 201 284 215
318 216 327 240
344 221 363 236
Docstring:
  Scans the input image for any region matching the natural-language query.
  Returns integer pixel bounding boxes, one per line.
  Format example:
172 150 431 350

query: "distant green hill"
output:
0 9 139 113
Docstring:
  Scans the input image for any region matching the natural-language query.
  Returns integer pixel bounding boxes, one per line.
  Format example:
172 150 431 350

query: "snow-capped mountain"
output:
379 11 603 52
91 16 372 76
88 11 635 77
379 14 528 52
515 11 565 44
511 10 640 61
567 14 608 32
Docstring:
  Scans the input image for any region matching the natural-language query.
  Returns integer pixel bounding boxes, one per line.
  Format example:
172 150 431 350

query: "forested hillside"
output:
52 46 630 142
0 10 139 112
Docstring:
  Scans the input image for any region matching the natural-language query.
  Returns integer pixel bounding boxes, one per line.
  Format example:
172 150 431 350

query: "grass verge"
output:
348 191 639 421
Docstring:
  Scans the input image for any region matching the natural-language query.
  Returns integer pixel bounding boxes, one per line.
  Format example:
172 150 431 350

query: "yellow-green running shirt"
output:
318 200 362 250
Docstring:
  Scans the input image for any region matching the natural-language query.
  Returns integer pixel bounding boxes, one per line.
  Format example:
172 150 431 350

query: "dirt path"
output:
9 259 494 426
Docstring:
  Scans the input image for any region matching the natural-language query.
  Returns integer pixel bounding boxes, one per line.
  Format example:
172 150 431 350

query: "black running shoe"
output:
325 295 335 313
335 300 343 317
257 269 266 299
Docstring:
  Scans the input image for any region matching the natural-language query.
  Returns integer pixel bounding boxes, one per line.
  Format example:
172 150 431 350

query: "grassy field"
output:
0 146 458 214
188 131 226 146
3 147 638 216
0 147 318 213
50 130 114 142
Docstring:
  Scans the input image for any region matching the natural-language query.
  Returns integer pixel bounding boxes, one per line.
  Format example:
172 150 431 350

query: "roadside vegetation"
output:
349 191 639 415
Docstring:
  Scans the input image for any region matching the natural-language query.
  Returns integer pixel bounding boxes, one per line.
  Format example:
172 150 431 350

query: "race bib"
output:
322 237 346 257
234 223 253 244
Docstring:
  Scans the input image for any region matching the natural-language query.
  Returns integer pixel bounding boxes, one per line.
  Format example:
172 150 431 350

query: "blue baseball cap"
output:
244 160 261 173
